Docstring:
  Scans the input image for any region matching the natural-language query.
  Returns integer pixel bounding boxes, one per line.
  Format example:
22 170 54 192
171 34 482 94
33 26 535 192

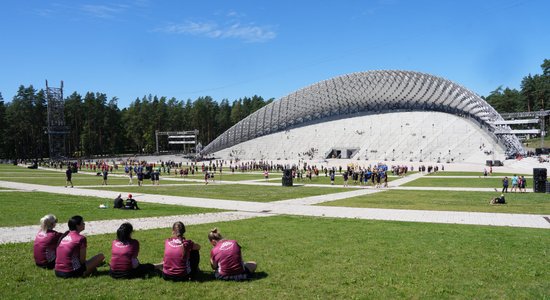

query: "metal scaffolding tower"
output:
45 80 69 159
155 130 199 154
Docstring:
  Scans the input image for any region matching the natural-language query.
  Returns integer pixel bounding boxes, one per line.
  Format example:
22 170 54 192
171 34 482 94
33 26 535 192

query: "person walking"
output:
65 166 74 188
102 169 108 185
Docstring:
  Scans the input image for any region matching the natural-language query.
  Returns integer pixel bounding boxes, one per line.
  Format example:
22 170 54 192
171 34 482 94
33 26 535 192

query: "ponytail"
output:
208 227 223 242
172 221 186 242
39 214 57 232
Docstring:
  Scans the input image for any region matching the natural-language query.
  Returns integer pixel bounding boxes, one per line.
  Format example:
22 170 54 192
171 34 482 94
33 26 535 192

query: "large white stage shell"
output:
202 70 524 162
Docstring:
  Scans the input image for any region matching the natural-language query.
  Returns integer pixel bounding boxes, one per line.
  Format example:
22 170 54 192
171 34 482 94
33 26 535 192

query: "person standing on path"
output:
502 176 509 193
65 166 74 188
520 175 527 193
342 171 349 187
102 169 108 185
511 175 519 192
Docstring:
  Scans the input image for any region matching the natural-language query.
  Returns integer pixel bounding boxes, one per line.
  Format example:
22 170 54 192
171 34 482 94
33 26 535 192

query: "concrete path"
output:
0 211 270 244
1 168 549 244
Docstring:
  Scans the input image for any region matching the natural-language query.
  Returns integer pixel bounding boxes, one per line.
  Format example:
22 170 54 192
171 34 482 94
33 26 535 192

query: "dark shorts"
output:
36 260 55 269
214 266 252 281
162 272 190 282
110 263 156 279
55 264 86 278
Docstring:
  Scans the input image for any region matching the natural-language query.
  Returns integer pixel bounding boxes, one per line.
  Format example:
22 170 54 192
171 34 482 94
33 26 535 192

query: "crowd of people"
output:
33 214 257 281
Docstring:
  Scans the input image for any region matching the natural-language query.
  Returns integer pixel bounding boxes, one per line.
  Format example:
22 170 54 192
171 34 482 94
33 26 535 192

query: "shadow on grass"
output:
191 270 268 282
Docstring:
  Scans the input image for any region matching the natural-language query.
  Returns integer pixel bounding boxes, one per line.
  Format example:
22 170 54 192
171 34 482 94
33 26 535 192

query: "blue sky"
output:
1 0 548 108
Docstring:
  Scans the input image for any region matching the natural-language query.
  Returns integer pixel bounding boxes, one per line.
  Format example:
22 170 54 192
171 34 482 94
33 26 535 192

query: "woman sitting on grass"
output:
110 222 157 279
490 194 506 205
34 214 63 269
208 228 257 281
161 221 201 281
54 215 105 278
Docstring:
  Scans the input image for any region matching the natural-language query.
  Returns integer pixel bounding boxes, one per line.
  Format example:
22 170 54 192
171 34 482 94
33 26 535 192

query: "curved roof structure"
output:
202 70 523 155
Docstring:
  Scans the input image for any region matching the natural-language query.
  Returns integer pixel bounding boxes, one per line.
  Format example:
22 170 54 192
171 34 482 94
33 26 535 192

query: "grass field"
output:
427 171 530 176
89 184 349 202
319 190 550 214
0 192 220 227
402 177 522 188
0 216 548 299
165 172 282 181
1 163 549 299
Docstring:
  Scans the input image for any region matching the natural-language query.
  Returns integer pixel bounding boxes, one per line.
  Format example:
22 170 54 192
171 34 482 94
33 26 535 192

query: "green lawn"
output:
523 136 550 148
319 190 550 214
427 171 530 176
0 216 548 299
0 171 201 187
164 172 282 181
402 177 516 188
88 184 349 202
0 192 220 227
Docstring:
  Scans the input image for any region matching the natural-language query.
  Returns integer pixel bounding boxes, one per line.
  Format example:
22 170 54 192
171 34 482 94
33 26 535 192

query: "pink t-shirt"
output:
110 239 139 272
33 229 62 265
163 237 194 276
55 231 87 272
210 239 244 276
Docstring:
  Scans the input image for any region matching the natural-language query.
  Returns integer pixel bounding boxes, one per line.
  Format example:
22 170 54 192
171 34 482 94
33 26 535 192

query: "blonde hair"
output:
208 227 223 241
40 214 58 232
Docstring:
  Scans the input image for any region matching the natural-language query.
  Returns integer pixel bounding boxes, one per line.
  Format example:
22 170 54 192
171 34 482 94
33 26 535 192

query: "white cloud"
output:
158 21 276 43
80 4 128 19
226 10 245 18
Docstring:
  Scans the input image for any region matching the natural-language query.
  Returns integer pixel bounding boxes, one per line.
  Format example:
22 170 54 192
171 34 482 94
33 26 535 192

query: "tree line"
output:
484 59 549 113
0 59 547 159
0 89 272 159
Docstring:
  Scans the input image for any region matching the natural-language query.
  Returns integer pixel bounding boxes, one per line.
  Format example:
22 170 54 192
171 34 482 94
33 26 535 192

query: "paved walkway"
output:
1 170 549 244
0 211 271 244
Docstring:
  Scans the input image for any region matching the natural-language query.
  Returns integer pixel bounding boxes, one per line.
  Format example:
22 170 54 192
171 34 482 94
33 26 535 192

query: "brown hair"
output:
208 227 223 241
172 221 185 240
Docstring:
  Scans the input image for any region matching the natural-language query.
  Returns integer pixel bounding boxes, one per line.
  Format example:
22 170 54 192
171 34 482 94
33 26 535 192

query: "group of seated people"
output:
33 214 257 281
113 194 140 210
